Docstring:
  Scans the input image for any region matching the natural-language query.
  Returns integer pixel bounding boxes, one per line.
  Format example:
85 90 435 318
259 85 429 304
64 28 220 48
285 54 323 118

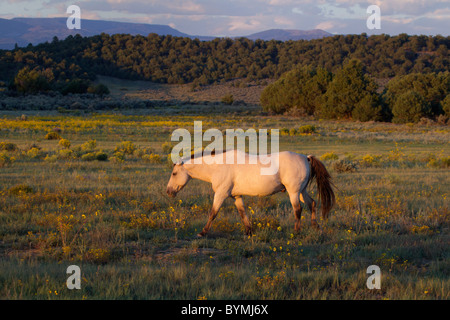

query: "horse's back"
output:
212 150 310 197
217 150 308 176
215 150 280 196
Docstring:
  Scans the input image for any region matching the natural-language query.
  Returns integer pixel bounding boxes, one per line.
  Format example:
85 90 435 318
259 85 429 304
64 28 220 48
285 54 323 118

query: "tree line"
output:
0 32 449 90
0 32 449 123
261 60 450 123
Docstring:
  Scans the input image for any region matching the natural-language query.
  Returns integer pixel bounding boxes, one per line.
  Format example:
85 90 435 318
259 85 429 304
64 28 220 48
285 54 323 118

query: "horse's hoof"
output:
311 221 322 231
196 233 205 238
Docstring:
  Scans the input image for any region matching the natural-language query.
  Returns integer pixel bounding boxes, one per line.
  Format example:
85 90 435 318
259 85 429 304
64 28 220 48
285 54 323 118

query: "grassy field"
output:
0 104 449 300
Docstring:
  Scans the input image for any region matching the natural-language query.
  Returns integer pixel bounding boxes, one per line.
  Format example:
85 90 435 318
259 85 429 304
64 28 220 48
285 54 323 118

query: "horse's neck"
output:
184 162 213 183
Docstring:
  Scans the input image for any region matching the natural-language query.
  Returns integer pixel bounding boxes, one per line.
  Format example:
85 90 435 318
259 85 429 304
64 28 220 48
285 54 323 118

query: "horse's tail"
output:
307 155 336 220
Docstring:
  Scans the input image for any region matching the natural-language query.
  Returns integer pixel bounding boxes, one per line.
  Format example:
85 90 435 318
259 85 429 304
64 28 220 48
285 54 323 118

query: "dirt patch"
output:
153 247 225 263
98 76 273 106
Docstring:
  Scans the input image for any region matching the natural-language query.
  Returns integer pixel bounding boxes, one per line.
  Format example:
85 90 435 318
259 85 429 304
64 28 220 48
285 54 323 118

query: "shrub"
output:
111 151 125 163
81 139 97 151
59 139 71 149
87 83 110 96
44 154 58 162
383 72 450 118
320 59 379 120
320 152 339 161
0 152 13 167
114 141 136 155
57 149 73 160
427 156 450 168
221 94 234 105
298 125 316 134
142 153 162 164
25 143 41 151
8 184 34 195
436 114 448 125
162 142 173 154
442 94 450 117
392 90 432 124
166 153 175 167
45 132 61 140
13 66 53 94
332 160 358 173
84 248 110 263
0 142 17 151
61 79 90 95
261 66 332 115
81 152 97 161
27 147 45 159
280 128 290 136
289 128 297 136
95 151 108 161
360 154 382 167
351 93 383 122
135 147 155 158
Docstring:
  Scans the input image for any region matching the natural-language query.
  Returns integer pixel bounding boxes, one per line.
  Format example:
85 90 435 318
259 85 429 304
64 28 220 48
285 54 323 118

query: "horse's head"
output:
166 162 191 197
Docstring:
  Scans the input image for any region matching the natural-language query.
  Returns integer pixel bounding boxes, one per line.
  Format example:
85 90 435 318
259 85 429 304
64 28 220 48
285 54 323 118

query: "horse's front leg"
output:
198 191 228 237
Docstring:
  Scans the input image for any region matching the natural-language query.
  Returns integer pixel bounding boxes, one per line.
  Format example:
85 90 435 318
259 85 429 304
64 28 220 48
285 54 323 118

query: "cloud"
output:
273 15 296 28
0 0 448 36
315 20 347 31
227 15 263 32
372 0 449 16
382 15 415 25
424 7 450 20
167 0 204 13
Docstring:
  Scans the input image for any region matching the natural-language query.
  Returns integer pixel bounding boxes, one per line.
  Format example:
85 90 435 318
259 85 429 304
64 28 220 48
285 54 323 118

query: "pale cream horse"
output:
166 150 335 237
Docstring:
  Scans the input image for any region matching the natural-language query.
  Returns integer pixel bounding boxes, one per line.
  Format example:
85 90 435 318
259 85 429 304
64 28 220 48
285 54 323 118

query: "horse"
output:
166 150 335 237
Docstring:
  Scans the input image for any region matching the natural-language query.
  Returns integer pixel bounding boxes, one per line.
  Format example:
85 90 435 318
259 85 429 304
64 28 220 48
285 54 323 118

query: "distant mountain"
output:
0 17 332 50
0 17 205 50
245 29 332 41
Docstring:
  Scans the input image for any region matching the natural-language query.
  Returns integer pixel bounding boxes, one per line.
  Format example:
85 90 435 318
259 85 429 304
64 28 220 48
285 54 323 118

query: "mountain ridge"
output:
245 28 332 41
0 17 332 49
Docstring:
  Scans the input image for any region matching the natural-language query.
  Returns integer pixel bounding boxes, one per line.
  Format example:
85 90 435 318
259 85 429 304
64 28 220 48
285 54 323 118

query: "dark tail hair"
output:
307 155 336 219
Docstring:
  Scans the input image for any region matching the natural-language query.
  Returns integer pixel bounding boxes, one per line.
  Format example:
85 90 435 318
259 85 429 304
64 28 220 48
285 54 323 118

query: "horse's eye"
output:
172 172 177 176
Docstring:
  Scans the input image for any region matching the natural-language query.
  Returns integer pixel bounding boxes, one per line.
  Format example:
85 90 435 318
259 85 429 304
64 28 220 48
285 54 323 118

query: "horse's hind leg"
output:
301 191 319 229
289 192 303 233
198 191 227 237
234 196 252 236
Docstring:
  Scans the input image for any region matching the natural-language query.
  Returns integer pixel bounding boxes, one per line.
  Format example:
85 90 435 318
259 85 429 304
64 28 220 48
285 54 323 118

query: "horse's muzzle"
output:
166 187 177 198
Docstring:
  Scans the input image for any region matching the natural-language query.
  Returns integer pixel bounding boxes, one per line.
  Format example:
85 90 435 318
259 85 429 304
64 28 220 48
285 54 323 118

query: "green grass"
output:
0 106 449 300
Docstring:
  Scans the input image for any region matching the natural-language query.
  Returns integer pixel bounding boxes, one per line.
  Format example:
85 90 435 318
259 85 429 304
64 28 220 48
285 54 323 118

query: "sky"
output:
1 0 449 36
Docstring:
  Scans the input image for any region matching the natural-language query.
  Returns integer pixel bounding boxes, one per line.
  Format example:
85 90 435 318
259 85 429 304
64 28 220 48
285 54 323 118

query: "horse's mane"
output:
178 149 260 165
176 149 226 165
186 149 224 161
